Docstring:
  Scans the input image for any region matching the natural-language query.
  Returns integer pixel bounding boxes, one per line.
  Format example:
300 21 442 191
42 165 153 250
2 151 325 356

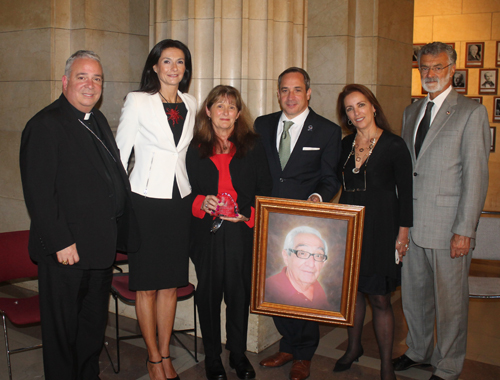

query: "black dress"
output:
339 131 413 295
129 102 191 291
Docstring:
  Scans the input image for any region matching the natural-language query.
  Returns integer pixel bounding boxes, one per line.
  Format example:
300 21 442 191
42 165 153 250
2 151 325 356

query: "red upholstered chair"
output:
104 271 198 373
112 252 129 273
0 230 41 380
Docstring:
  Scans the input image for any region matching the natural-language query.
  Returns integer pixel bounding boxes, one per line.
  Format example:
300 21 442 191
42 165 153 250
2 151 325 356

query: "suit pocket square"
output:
302 147 320 151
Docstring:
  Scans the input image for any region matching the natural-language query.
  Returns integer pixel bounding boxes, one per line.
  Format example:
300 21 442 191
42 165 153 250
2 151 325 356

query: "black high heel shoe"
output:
162 356 180 380
333 348 364 372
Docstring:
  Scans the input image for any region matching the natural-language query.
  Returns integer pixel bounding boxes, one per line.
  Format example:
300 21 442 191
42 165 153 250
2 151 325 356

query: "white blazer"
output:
116 91 197 199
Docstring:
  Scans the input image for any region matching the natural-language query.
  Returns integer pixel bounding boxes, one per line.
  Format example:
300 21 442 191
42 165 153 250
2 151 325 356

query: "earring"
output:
348 119 352 125
374 111 377 117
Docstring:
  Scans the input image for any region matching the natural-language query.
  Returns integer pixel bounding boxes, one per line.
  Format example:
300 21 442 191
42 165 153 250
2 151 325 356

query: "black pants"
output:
193 223 252 360
274 316 319 360
38 262 112 380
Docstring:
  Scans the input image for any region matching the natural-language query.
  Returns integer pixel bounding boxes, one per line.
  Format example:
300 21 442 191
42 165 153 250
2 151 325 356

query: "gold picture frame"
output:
250 196 365 326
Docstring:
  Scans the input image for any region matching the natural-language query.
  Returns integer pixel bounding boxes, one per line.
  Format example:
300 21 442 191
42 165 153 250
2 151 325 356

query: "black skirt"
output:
128 182 192 291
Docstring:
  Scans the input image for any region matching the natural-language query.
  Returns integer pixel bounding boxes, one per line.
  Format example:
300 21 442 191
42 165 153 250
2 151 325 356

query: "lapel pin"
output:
307 125 313 131
446 111 450 115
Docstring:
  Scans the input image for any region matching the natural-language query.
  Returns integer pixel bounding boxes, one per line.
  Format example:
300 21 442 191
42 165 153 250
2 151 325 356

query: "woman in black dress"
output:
186 85 272 380
116 40 197 380
334 84 413 380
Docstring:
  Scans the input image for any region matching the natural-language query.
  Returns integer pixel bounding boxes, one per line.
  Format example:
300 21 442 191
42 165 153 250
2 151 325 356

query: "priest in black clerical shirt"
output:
20 50 139 380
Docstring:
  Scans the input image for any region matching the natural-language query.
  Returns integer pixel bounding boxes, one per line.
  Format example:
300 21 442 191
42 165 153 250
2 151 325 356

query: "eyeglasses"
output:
419 63 452 74
342 168 367 192
288 249 328 262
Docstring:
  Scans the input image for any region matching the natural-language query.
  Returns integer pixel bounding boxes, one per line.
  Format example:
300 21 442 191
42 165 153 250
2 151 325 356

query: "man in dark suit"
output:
255 67 341 380
20 50 139 380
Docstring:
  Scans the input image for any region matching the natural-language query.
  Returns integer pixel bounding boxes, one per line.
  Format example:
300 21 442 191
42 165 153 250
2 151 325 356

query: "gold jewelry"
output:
350 131 380 174
62 260 68 265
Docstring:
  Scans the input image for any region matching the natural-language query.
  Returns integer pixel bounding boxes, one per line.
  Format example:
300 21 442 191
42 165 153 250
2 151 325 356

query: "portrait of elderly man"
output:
265 226 330 310
452 72 465 88
481 71 495 88
467 44 481 61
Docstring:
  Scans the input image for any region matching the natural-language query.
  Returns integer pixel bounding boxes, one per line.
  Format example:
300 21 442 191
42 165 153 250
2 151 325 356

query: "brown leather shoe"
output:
259 352 293 367
289 360 311 380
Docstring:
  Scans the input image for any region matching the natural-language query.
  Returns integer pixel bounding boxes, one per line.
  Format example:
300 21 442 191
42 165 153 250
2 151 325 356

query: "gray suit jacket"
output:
401 89 490 249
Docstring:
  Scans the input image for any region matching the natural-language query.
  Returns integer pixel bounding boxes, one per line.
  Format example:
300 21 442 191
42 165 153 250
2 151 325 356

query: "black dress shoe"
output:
392 354 431 371
205 357 227 380
229 353 256 380
429 375 445 380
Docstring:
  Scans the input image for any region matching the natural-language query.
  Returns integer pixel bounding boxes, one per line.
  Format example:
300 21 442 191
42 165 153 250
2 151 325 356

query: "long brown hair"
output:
336 84 392 134
193 85 257 158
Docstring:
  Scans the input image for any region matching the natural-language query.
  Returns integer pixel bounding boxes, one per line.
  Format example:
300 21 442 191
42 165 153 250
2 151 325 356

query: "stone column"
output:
150 0 307 119
308 0 414 133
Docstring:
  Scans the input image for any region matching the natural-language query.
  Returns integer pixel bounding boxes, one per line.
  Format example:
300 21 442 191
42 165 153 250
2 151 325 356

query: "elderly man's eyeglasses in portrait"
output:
287 248 328 262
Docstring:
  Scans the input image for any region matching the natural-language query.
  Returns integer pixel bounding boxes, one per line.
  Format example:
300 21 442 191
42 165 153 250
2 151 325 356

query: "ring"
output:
62 260 68 265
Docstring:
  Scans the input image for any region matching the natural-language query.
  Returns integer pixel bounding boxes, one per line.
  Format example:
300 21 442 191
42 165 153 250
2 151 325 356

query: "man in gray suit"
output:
394 42 490 380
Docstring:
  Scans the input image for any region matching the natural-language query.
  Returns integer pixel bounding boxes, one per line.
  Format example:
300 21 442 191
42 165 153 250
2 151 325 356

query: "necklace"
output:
159 91 179 104
344 131 380 174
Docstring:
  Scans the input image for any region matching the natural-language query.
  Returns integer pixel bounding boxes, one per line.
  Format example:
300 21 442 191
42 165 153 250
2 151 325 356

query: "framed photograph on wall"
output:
479 69 498 94
250 197 364 326
452 69 468 94
491 127 496 152
412 44 425 68
494 97 500 122
496 41 500 67
465 42 484 68
467 96 483 104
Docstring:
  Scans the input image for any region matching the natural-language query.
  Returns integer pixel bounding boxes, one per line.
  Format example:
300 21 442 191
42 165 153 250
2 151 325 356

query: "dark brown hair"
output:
138 39 192 94
336 84 392 133
193 85 257 159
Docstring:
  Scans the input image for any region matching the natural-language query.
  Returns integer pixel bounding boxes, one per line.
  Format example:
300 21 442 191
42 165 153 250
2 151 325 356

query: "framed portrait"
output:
494 97 500 122
411 96 424 104
452 69 468 94
250 197 365 326
467 96 483 104
491 127 496 152
412 44 425 68
465 42 484 68
496 41 500 67
478 69 498 94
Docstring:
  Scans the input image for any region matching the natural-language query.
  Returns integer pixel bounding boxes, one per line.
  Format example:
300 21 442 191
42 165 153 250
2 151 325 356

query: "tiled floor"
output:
1 261 499 380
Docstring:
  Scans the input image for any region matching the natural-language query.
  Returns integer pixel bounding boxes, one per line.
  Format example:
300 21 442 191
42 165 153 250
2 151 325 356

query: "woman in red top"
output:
186 86 272 380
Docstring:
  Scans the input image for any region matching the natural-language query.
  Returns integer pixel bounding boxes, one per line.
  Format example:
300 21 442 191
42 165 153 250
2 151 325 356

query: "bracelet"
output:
397 240 409 248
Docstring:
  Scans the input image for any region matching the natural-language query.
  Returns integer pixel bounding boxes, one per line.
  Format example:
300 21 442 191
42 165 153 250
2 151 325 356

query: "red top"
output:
191 144 255 228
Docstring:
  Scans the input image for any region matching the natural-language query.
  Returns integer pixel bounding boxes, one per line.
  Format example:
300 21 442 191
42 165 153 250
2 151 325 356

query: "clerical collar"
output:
64 94 95 121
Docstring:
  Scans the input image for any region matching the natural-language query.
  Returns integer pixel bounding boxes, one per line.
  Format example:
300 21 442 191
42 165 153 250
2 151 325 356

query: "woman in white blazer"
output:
116 39 197 380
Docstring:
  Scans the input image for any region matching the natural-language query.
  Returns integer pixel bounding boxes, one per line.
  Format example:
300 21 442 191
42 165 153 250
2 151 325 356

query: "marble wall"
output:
412 0 500 211
307 0 414 134
0 0 149 233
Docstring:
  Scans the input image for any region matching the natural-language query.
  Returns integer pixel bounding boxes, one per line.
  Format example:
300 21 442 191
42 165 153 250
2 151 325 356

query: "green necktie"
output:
279 121 294 169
